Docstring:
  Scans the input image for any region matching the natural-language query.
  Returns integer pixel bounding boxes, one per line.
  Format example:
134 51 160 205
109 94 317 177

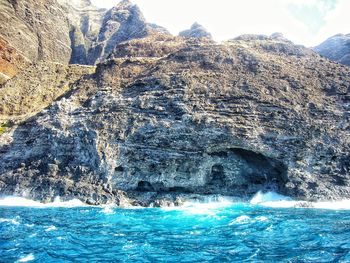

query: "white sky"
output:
91 0 349 46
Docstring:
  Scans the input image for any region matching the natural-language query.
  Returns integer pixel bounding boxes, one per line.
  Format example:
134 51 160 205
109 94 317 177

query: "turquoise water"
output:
1 197 350 262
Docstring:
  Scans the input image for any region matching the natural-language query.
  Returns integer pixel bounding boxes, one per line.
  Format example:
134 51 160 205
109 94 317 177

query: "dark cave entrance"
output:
206 148 288 193
136 181 155 192
209 164 226 186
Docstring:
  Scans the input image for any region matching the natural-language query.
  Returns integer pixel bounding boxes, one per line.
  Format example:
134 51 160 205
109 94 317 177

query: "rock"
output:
0 37 30 85
179 22 212 39
86 0 169 64
108 34 214 59
0 36 349 206
0 0 72 64
314 33 350 66
57 0 107 65
0 0 170 81
0 62 95 124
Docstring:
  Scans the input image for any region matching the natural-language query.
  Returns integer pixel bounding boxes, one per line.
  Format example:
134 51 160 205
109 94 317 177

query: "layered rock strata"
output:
0 36 349 206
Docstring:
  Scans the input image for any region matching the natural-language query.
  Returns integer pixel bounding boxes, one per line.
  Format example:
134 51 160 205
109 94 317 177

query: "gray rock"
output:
314 33 350 66
179 22 212 39
0 0 72 64
57 0 107 65
0 36 349 206
86 0 168 64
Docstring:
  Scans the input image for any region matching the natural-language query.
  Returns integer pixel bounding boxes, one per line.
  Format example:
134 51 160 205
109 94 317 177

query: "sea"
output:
1 192 350 262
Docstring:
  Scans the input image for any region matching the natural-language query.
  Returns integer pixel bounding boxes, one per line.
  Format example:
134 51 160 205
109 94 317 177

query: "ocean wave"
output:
163 195 236 215
17 254 34 262
45 225 57 232
250 191 350 210
0 217 20 225
1 192 350 210
0 196 85 208
101 204 116 214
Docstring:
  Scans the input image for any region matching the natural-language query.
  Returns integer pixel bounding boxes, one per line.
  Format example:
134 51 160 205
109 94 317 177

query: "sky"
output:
91 0 349 47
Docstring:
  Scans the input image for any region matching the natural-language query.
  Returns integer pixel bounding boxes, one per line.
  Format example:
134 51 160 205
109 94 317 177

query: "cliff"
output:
0 0 170 81
0 35 349 206
314 34 350 66
0 0 72 64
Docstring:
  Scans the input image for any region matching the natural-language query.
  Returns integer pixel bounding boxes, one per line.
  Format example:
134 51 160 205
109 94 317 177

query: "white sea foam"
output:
229 215 250 225
250 191 292 205
0 217 20 225
170 195 235 215
17 254 34 262
250 191 350 210
45 225 57 232
256 216 268 221
228 215 269 225
101 204 116 214
1 192 350 210
0 196 86 208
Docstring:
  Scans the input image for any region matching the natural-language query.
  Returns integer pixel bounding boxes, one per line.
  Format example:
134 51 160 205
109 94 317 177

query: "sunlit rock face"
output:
86 0 170 65
0 0 72 78
314 33 350 67
0 0 72 63
57 0 107 65
0 35 349 206
0 0 168 81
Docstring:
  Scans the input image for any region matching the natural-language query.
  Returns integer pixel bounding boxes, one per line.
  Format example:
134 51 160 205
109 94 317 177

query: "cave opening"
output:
209 164 226 186
206 148 287 193
136 181 154 192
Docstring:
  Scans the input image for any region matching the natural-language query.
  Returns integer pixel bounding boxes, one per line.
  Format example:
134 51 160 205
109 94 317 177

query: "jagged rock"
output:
57 0 107 65
0 0 170 81
314 33 350 66
0 62 95 124
148 23 171 35
87 0 168 64
0 36 349 205
179 22 212 39
232 34 313 57
0 0 72 64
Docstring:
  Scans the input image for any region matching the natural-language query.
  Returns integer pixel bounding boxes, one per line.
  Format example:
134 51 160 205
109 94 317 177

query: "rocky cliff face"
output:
0 0 72 64
0 0 170 81
57 0 106 65
0 37 29 85
0 62 95 124
86 0 169 65
0 35 349 206
314 34 350 66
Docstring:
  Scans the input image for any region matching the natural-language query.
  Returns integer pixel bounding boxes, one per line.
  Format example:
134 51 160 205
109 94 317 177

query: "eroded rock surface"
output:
314 33 350 66
0 37 29 85
0 0 169 81
0 0 72 64
0 62 95 124
0 36 349 206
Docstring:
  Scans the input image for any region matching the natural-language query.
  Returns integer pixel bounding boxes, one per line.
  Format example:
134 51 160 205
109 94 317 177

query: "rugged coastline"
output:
0 0 349 207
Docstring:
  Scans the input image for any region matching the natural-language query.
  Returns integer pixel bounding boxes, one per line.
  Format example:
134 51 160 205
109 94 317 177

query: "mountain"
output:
314 33 350 66
0 0 169 80
0 33 349 206
86 0 167 65
0 0 72 63
0 1 349 207
57 0 107 65
179 22 212 39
